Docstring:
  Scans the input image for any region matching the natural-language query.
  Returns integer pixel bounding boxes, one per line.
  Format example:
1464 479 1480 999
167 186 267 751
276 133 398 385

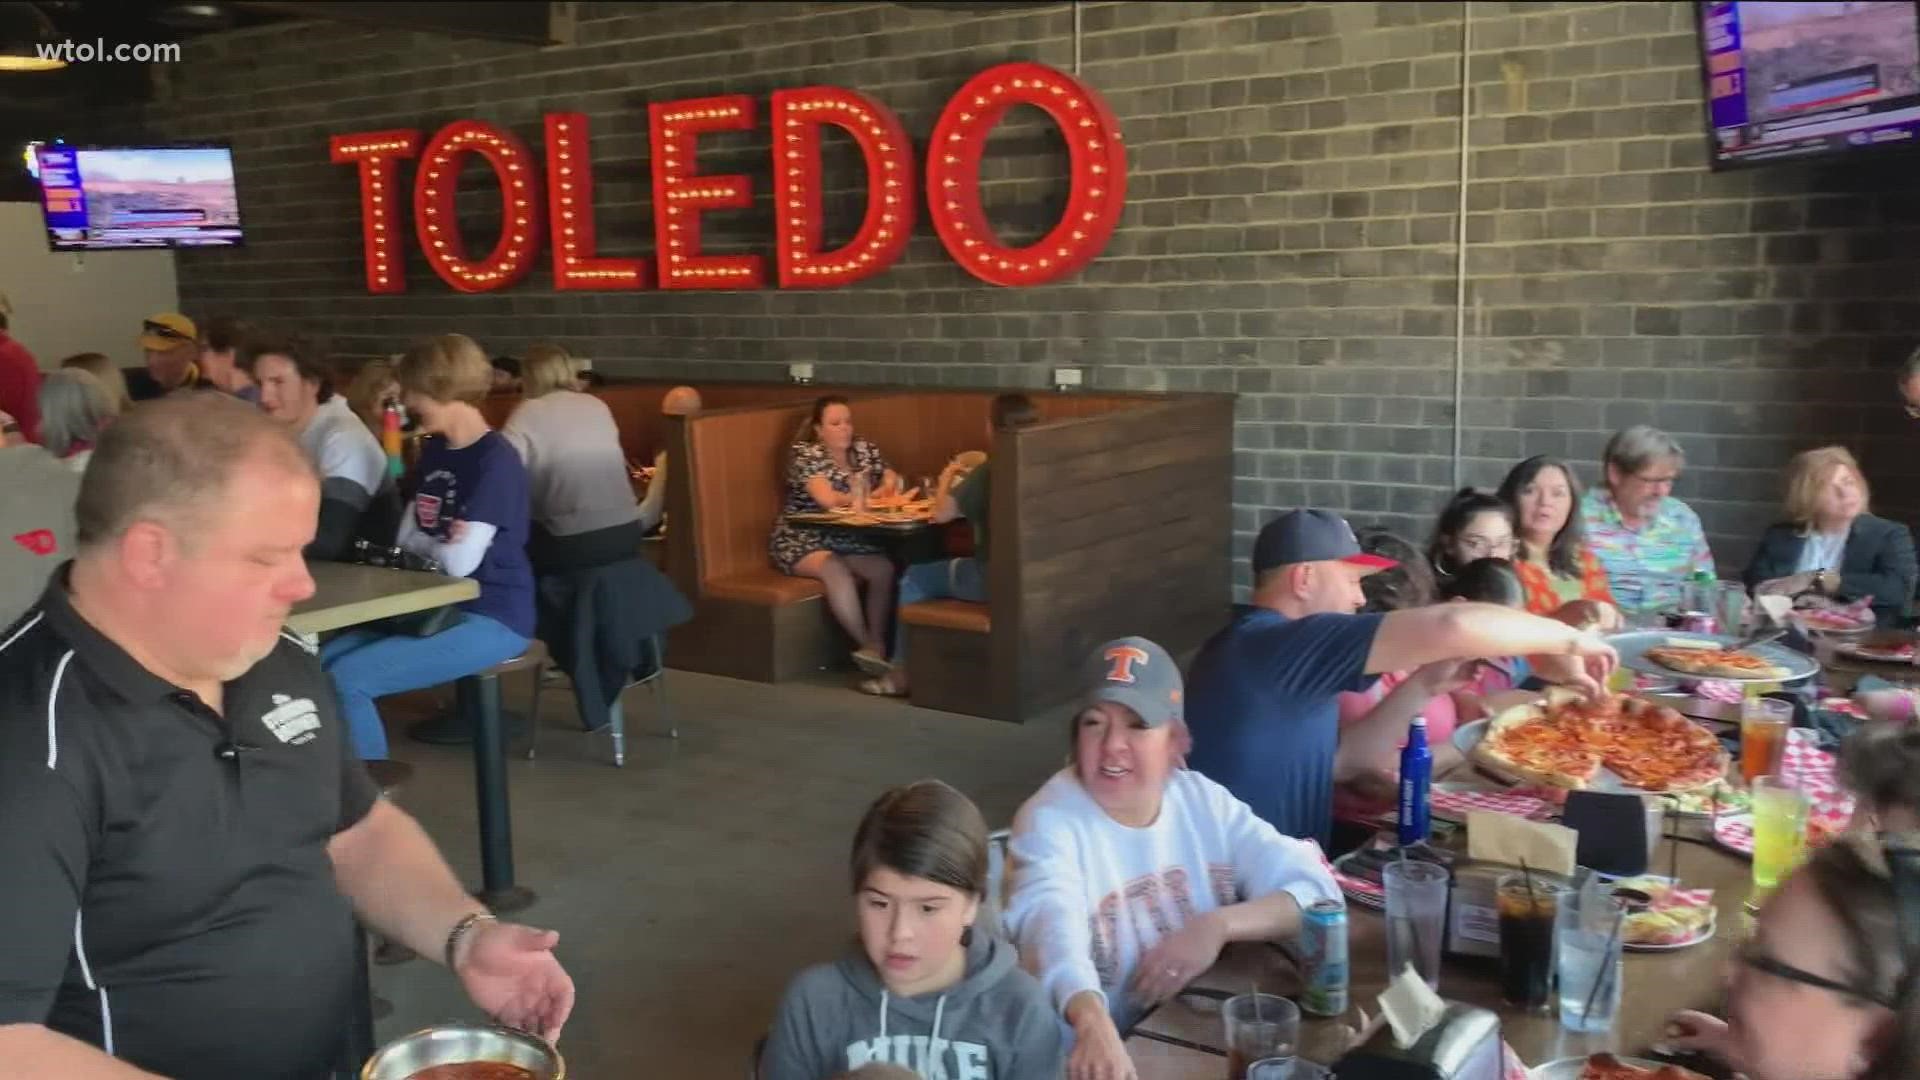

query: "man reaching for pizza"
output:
1185 509 1619 846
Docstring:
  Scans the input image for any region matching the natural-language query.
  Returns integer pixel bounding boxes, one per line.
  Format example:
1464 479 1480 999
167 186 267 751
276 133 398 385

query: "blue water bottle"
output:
1397 716 1432 847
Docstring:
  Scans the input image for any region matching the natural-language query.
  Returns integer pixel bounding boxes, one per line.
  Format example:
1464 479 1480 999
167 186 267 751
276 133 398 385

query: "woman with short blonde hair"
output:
1745 445 1917 626
59 352 133 413
321 333 537 757
519 343 579 399
499 341 643 574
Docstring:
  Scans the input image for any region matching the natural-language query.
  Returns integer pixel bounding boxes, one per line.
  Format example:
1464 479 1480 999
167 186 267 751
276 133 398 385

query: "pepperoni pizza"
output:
1473 689 1727 793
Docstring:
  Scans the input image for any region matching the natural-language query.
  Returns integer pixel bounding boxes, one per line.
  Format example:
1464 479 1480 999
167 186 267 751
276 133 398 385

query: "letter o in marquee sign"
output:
413 120 544 294
924 61 1128 287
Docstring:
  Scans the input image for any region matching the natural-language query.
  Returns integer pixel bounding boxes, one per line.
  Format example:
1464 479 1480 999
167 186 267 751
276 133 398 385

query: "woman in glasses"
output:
1427 488 1516 580
1666 833 1920 1079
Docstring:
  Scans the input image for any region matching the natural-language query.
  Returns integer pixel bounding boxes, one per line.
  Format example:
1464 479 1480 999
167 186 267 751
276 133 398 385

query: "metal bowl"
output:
362 1024 564 1080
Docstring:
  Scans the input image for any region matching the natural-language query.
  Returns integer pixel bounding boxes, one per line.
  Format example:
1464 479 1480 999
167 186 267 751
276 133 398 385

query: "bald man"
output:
0 393 573 1078
638 385 702 534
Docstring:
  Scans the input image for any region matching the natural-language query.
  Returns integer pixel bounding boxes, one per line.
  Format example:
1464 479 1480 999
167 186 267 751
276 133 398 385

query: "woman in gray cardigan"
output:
1743 445 1917 626
501 344 644 574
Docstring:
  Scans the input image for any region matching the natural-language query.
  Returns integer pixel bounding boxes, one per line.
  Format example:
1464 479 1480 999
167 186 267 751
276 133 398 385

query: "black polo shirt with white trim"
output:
0 571 379 1079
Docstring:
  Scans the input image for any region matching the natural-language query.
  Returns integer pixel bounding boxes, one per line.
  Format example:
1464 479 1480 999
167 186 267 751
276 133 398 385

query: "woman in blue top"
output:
322 333 535 759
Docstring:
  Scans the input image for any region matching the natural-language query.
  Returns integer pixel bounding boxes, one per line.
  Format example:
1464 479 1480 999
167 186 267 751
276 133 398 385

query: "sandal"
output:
851 648 893 676
858 675 908 698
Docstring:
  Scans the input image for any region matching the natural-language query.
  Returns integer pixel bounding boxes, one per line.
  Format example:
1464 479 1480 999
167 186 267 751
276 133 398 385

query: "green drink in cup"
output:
1751 775 1810 894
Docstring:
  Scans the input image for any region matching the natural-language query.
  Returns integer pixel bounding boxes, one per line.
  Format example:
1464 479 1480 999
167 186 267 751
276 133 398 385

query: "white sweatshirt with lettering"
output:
1002 768 1341 1031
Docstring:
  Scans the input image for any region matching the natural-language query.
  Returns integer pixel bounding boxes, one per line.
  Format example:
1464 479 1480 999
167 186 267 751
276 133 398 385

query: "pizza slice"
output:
1579 1053 1707 1080
1473 706 1603 789
1644 644 1790 680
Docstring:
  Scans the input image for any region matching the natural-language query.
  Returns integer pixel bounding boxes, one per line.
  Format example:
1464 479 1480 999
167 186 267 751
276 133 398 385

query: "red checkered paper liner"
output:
1430 787 1552 821
1712 745 1854 856
1333 867 1385 907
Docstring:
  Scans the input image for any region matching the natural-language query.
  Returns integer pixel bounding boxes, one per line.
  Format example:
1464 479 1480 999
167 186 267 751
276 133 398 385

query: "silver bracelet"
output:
444 911 497 970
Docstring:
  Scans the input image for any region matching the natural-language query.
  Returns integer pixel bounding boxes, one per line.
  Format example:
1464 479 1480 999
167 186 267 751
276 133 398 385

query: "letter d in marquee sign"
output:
329 61 1126 293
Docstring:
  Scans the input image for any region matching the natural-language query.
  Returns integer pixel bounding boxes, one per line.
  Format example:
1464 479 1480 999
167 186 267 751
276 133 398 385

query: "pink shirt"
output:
1332 670 1460 822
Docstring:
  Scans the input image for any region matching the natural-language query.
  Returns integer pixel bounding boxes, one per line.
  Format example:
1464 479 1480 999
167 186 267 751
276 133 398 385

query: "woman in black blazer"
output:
1743 446 1918 626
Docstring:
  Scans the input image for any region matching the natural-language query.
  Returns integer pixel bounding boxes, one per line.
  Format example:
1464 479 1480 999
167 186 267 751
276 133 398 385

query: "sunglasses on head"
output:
143 321 190 341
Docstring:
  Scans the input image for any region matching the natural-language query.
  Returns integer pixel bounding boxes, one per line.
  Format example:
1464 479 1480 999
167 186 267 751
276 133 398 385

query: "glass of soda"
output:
1223 993 1298 1080
1496 874 1566 1010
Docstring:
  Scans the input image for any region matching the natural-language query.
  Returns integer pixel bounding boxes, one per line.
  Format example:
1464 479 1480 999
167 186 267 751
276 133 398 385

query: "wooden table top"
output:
1129 831 1750 1077
784 509 934 532
288 561 478 635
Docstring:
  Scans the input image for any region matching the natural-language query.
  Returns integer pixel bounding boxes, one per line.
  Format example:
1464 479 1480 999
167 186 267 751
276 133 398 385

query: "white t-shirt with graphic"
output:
1003 767 1341 1028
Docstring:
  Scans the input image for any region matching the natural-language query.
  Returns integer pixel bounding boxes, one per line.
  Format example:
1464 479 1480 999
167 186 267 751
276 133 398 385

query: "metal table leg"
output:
459 672 535 913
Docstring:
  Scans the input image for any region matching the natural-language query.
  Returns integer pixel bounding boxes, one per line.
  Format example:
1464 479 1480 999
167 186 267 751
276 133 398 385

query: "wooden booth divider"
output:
664 389 1234 721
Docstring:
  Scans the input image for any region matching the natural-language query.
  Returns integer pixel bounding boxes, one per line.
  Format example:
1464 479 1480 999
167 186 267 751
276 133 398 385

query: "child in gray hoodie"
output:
761 780 1065 1080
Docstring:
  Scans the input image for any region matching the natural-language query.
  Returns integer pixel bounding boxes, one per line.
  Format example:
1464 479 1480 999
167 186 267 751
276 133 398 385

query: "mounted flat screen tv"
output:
1698 1 1920 168
33 144 244 250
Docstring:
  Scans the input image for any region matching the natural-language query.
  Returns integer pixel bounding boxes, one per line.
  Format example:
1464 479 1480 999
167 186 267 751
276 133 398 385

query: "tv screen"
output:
1698 1 1920 168
33 144 244 250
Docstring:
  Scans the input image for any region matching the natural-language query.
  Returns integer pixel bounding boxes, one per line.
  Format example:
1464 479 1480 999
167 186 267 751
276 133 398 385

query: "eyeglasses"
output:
1734 941 1893 1007
1629 473 1679 487
1458 535 1515 557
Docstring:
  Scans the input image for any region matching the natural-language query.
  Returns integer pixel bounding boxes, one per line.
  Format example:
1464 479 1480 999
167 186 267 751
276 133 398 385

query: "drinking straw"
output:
1519 857 1539 909
1580 902 1628 1025
1668 802 1681 883
1396 847 1426 980
1252 980 1261 1025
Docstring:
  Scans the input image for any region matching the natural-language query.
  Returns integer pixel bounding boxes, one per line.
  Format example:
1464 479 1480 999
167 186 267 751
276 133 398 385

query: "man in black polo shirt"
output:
0 394 574 1079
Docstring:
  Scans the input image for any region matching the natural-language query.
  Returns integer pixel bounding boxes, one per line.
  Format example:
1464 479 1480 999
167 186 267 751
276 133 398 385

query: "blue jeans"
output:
321 612 531 760
890 557 988 661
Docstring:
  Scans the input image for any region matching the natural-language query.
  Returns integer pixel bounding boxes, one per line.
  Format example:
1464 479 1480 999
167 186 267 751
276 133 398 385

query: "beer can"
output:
1300 899 1349 1017
1665 610 1718 635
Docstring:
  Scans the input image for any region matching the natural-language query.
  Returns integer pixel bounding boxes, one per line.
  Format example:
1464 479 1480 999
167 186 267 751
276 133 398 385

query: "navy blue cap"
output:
1252 509 1397 575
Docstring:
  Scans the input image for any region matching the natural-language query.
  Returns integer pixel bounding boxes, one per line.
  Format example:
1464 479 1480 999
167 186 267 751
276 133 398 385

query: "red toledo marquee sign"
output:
329 62 1125 294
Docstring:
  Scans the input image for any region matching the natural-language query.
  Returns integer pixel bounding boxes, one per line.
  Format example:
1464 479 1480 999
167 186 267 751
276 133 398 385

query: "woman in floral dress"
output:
770 396 902 673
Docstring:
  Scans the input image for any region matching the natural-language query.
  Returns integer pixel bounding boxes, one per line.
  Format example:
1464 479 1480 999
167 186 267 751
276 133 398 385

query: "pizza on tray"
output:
1472 689 1727 793
1578 1054 1707 1080
1643 641 1790 680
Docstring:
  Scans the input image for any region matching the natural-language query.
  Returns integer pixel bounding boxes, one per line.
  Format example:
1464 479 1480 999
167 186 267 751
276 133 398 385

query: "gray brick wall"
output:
95 1 1920 593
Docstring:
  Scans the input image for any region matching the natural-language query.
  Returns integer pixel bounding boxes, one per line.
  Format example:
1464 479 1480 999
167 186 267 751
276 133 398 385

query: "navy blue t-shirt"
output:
1183 606 1384 847
412 431 535 637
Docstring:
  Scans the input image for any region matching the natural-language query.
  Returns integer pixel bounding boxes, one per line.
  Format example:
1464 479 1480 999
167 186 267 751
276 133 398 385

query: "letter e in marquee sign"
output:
328 61 1126 295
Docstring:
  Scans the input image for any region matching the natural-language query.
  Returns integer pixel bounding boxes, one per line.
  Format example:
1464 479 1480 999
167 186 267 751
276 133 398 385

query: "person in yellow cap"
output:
130 312 204 401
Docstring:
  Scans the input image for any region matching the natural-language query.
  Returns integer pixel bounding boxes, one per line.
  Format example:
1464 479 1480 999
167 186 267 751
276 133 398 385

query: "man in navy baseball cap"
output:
1184 508 1621 848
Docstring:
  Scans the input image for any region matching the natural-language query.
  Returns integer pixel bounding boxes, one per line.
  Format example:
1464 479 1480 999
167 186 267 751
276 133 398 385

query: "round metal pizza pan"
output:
1532 1057 1704 1080
1454 710 1726 796
1607 629 1818 684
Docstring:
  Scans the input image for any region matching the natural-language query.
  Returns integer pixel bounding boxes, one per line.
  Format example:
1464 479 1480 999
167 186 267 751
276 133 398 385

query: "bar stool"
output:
455 644 549 914
525 634 676 768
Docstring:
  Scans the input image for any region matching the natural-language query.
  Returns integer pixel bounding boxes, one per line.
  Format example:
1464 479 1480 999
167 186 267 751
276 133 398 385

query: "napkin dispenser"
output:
1445 861 1573 959
1332 1002 1504 1080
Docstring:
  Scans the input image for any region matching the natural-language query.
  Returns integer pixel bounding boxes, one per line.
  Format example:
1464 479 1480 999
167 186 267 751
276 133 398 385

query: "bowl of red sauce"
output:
361 1024 564 1080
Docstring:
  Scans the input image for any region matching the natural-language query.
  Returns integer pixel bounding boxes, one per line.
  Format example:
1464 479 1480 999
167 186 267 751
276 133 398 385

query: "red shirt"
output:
0 332 42 444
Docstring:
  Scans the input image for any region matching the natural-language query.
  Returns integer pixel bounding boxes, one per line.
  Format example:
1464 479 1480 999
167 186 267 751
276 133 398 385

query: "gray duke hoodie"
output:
760 931 1066 1080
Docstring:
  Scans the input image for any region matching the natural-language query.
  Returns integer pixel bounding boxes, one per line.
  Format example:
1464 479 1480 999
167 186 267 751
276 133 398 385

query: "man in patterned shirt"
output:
1580 425 1716 615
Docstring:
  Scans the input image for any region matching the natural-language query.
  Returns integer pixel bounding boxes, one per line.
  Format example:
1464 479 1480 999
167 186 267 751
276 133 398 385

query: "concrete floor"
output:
368 668 1072 1077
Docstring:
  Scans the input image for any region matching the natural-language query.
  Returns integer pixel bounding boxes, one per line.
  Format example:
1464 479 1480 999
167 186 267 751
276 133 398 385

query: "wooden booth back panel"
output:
1000 395 1235 715
683 402 817 586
